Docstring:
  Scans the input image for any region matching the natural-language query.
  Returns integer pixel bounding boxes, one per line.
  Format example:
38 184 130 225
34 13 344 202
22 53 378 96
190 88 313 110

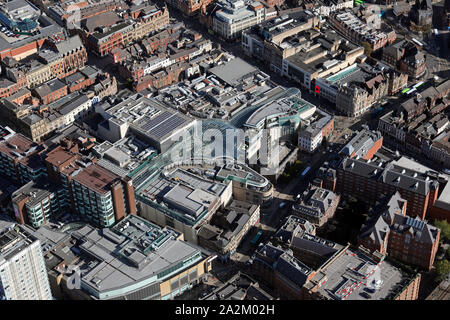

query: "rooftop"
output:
71 163 120 194
208 58 258 87
0 224 37 263
39 214 208 299
340 126 383 158
310 247 414 300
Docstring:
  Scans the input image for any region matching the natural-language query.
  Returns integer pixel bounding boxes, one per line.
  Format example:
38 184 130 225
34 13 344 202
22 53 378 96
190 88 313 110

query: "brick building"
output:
164 0 215 16
292 187 340 227
33 78 68 105
382 39 427 80
133 62 186 91
359 192 440 270
329 11 396 52
4 35 87 90
252 236 421 300
339 126 383 160
83 5 169 57
336 157 440 220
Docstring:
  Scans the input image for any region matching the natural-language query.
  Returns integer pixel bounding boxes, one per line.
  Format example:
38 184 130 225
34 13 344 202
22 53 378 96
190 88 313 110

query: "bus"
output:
401 88 410 94
413 81 424 89
300 166 311 179
251 230 263 245
406 88 417 95
412 38 423 48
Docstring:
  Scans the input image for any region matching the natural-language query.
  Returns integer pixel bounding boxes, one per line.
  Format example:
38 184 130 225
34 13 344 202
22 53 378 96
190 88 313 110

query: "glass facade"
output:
70 181 115 228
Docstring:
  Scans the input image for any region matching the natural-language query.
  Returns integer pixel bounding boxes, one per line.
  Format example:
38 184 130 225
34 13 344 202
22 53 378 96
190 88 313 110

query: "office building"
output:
0 222 52 300
339 126 383 160
198 200 260 260
212 0 265 40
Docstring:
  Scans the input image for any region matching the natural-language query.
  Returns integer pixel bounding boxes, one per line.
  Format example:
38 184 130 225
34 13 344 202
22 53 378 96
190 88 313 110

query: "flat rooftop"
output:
71 163 120 194
311 248 411 300
137 167 227 225
105 94 194 145
41 215 207 299
0 226 35 262
208 58 258 86
12 179 54 207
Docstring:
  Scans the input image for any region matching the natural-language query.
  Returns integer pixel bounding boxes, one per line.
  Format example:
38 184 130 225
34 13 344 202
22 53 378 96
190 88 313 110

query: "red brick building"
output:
33 79 68 105
339 127 383 160
321 117 334 138
359 192 440 270
336 157 440 220
167 0 215 16
133 62 186 91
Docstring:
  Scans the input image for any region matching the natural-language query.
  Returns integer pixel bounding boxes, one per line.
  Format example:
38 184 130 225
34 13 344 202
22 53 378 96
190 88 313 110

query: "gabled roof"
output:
55 35 84 55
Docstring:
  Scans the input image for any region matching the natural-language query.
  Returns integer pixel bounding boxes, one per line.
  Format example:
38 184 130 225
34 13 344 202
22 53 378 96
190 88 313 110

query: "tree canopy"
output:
435 220 450 242
435 260 450 282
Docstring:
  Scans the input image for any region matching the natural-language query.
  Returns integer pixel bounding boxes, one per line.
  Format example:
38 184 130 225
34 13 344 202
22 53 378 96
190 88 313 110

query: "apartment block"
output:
0 127 47 186
44 144 137 228
336 157 440 220
359 192 440 270
12 179 59 227
0 222 52 300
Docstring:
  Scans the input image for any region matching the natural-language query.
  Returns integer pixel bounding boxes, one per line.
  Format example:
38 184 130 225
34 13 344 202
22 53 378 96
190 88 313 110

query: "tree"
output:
435 220 450 242
361 41 373 56
435 260 450 282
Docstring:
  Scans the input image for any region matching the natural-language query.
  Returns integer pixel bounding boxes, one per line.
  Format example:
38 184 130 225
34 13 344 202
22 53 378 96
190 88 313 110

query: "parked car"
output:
364 287 376 293
360 292 372 299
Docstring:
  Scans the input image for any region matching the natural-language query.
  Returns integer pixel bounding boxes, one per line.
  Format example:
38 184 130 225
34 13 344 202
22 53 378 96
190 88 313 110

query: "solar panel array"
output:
148 114 186 139
405 216 425 230
136 110 188 140
139 111 172 131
